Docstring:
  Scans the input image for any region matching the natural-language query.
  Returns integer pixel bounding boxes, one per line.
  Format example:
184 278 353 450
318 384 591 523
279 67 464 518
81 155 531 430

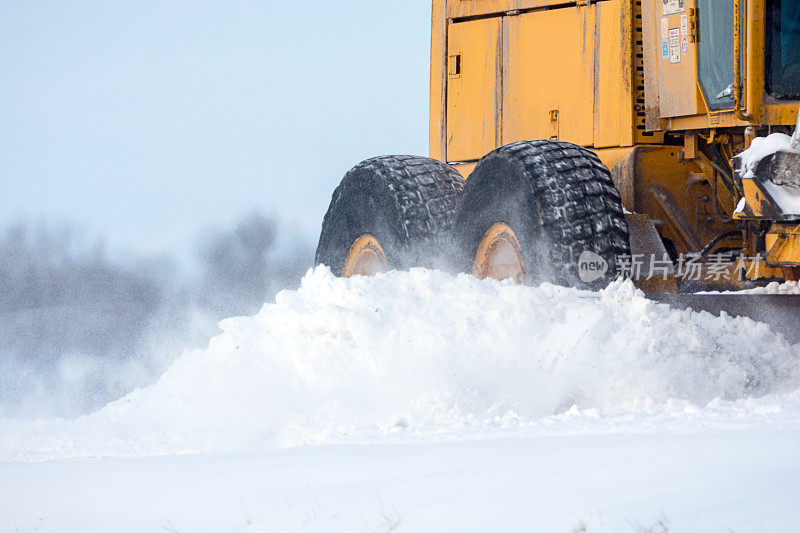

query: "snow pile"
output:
737 132 800 214
2 267 799 460
719 280 800 295
737 132 800 178
762 179 800 214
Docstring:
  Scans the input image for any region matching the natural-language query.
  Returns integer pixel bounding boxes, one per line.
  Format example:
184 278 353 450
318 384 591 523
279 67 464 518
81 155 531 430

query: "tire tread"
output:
491 140 630 286
315 156 464 269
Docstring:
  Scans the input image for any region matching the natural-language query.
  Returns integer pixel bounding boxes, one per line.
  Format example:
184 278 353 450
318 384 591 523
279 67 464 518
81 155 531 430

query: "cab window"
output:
767 0 800 99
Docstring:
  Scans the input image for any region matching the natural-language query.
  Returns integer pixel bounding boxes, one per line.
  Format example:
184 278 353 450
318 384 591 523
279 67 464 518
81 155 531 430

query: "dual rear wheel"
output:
316 140 630 289
315 155 464 276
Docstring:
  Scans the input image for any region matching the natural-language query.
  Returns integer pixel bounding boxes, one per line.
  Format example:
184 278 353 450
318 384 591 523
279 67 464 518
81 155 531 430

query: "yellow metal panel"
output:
766 223 800 266
631 0 664 144
744 0 765 121
742 179 767 218
619 0 638 146
764 103 800 126
643 0 787 132
594 146 638 188
502 7 594 146
647 104 799 131
649 0 702 117
593 0 621 148
733 177 786 220
447 0 582 19
429 0 447 161
606 145 738 255
446 18 502 162
641 0 662 130
450 161 477 179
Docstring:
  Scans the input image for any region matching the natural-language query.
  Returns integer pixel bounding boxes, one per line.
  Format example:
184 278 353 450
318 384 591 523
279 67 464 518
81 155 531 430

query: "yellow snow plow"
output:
316 0 800 336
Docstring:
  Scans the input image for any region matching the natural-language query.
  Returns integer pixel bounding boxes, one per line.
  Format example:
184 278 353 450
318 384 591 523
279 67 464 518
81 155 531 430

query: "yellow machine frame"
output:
429 0 800 283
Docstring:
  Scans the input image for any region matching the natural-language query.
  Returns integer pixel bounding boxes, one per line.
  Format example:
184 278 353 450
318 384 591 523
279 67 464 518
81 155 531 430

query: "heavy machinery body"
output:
316 0 800 342
429 0 800 285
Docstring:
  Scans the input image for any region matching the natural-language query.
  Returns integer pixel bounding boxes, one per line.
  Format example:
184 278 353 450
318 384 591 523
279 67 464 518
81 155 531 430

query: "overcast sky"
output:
0 0 431 256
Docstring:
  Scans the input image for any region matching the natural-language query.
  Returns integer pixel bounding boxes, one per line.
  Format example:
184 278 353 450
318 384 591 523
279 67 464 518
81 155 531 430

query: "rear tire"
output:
316 155 464 276
452 140 630 289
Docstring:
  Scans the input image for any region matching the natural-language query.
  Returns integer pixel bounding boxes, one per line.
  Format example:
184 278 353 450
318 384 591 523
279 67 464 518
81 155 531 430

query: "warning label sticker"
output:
669 28 681 63
662 0 685 16
681 35 689 55
680 14 688 35
662 39 669 58
661 17 669 39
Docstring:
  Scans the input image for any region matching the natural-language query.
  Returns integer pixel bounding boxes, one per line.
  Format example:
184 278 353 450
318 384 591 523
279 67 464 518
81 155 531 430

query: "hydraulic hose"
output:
697 230 743 259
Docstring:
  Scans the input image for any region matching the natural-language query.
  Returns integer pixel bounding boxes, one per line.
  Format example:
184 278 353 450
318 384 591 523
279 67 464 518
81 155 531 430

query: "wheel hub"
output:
343 234 388 277
473 223 526 284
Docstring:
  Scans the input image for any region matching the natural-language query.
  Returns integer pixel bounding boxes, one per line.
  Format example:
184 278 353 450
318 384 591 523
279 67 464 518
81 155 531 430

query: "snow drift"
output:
2 267 799 460
736 132 800 213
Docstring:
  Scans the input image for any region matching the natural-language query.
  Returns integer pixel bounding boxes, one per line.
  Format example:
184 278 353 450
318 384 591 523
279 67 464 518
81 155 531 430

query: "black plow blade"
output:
647 293 800 344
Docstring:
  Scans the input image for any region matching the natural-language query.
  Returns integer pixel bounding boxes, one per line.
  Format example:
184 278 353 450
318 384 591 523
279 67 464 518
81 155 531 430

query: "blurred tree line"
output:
0 213 312 418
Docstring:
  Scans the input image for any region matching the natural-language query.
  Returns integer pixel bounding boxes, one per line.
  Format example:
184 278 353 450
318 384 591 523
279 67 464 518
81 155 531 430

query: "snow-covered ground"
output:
2 268 799 531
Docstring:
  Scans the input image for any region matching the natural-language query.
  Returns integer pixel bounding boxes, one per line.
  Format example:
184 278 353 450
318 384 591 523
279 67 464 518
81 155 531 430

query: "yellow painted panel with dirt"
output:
446 18 502 162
